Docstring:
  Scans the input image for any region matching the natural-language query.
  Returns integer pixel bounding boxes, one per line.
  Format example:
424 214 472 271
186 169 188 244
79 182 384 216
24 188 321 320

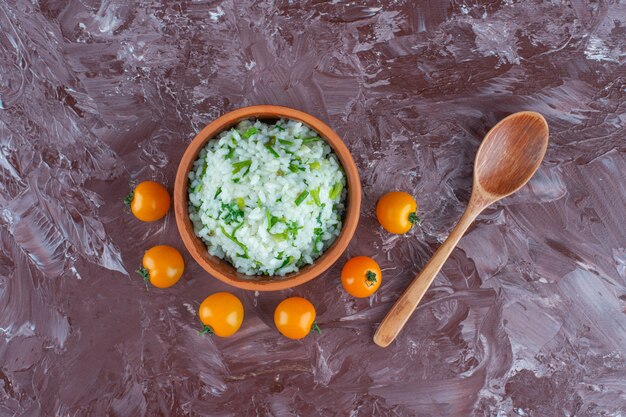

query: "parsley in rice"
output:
188 118 346 276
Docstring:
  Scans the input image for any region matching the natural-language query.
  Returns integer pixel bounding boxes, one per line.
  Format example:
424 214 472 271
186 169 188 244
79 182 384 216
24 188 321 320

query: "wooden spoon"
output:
373 111 549 347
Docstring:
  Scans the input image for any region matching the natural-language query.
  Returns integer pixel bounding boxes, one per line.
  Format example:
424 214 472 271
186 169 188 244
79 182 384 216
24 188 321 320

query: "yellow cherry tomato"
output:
125 181 170 222
341 256 382 298
274 297 320 340
376 191 419 234
198 292 244 337
138 245 184 288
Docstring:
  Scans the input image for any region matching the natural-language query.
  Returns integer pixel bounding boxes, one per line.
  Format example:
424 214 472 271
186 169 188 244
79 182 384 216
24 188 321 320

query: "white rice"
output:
188 118 346 276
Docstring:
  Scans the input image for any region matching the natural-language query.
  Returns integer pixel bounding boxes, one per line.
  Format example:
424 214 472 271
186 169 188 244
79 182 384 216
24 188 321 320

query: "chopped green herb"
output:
201 161 208 177
278 139 293 146
279 256 294 269
317 203 326 223
242 127 257 139
232 160 252 174
232 159 252 179
272 232 287 242
286 221 302 237
220 202 244 224
309 161 321 170
265 143 280 158
310 187 321 206
295 190 309 206
276 169 284 176
265 209 280 230
236 197 245 209
276 251 284 260
329 182 343 200
313 227 324 253
288 163 300 173
270 216 279 228
232 221 245 235
214 187 222 199
226 148 235 159
301 137 320 144
193 183 203 193
219 225 248 254
257 197 262 208
275 124 285 131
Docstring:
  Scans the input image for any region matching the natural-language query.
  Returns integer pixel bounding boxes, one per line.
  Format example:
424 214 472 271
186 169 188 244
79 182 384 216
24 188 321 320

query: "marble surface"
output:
1 0 626 416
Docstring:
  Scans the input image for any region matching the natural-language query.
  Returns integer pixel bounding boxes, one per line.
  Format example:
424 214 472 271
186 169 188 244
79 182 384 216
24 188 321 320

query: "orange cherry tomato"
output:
125 181 170 222
198 292 244 337
376 191 419 234
341 256 382 298
274 297 320 340
138 245 184 288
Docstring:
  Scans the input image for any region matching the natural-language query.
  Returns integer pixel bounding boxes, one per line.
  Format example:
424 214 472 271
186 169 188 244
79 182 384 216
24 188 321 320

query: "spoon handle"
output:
373 197 487 347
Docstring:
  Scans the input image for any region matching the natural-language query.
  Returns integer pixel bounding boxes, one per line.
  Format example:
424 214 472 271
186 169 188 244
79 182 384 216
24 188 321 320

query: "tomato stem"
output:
136 267 150 290
408 212 422 225
365 270 377 287
311 322 321 334
124 190 134 206
198 325 214 336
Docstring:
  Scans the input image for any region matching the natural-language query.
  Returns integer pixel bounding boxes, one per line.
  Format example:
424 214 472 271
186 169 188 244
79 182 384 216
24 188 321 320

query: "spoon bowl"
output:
475 111 550 198
374 111 549 347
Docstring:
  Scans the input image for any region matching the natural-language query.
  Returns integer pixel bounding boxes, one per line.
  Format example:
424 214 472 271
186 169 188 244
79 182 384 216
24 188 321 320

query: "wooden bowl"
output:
174 105 361 291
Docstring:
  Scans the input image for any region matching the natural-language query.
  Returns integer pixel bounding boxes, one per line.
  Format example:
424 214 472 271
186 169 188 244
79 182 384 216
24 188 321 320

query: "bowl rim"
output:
174 105 361 291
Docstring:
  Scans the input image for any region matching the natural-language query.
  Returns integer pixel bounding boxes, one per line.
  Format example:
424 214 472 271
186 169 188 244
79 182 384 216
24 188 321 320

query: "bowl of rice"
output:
174 105 361 291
